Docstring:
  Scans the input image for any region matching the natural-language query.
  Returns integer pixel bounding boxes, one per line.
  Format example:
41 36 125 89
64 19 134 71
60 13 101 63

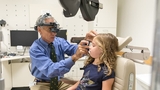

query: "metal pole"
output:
150 0 160 89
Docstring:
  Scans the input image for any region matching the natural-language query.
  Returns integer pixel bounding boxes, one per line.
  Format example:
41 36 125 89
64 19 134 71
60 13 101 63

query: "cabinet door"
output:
94 0 117 27
64 59 84 80
12 63 35 87
94 27 116 36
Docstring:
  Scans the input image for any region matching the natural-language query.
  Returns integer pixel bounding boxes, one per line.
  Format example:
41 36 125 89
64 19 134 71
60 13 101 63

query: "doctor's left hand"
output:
84 30 97 41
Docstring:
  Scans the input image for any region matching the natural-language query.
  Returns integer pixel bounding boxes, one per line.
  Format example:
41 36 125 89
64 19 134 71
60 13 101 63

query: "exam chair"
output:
112 36 135 90
113 56 135 90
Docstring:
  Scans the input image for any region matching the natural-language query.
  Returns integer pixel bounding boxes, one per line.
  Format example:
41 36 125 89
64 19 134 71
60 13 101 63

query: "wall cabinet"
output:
64 58 85 80
94 27 117 36
92 0 118 35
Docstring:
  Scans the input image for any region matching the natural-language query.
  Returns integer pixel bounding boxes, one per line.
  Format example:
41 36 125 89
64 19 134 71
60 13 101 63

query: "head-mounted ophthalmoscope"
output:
38 22 60 33
34 13 61 33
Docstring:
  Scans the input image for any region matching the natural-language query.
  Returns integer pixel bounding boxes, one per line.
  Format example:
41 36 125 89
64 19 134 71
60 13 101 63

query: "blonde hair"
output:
84 33 119 76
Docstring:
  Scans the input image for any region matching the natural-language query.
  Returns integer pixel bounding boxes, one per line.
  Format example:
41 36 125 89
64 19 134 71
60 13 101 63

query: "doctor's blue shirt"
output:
29 37 78 81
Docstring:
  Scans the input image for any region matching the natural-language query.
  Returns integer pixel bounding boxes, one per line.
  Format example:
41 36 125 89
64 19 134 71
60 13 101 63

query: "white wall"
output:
117 0 156 72
117 0 156 55
117 0 156 89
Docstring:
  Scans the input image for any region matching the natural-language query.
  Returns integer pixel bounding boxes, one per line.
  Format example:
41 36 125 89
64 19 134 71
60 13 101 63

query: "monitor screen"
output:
56 29 67 40
10 30 38 46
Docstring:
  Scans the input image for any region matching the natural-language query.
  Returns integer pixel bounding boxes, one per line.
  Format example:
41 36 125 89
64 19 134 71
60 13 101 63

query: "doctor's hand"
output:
72 40 89 62
84 30 97 41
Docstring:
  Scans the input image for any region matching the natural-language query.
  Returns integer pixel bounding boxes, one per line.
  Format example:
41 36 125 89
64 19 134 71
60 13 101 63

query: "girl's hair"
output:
84 33 119 76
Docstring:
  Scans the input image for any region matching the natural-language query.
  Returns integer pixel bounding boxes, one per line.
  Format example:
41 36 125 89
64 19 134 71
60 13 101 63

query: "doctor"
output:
29 13 97 90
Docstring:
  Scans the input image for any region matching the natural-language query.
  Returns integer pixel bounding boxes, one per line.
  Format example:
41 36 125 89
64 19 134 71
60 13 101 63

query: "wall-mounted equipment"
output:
0 20 6 27
59 0 103 21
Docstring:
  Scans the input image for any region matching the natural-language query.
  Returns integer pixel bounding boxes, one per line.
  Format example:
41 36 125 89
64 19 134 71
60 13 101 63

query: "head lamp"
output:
35 13 61 33
39 22 60 33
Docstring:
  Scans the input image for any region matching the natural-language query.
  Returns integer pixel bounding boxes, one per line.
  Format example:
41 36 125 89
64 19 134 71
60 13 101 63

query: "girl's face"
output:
89 38 102 59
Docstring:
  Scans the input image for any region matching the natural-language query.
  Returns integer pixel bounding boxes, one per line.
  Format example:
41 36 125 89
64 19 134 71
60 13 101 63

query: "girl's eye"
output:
92 43 96 47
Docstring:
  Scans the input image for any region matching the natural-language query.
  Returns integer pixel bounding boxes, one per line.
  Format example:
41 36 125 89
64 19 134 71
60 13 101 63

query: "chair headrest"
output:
117 36 132 51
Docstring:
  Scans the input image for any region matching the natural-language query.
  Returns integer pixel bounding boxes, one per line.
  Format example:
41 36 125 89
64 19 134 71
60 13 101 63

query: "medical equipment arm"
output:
121 45 150 64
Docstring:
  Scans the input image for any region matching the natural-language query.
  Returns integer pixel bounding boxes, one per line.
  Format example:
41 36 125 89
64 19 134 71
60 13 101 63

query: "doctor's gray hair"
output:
35 13 54 26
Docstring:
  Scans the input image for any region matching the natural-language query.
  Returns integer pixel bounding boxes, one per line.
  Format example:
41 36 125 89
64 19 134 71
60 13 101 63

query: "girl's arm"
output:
102 78 114 90
67 81 80 90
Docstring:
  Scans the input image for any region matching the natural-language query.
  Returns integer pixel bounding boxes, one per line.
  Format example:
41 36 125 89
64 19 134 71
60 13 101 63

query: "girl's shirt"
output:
76 63 115 90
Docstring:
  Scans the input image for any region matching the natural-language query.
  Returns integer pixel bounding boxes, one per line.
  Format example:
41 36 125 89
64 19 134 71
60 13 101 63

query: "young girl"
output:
67 33 119 90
